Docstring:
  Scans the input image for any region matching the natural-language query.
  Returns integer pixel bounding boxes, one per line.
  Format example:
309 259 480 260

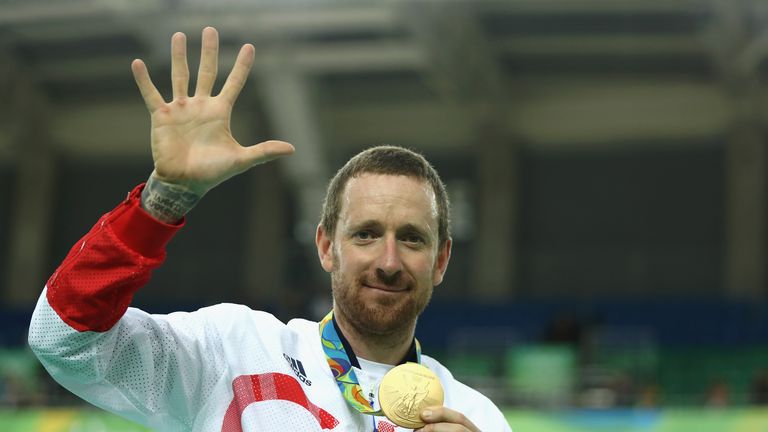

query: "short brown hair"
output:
320 145 450 247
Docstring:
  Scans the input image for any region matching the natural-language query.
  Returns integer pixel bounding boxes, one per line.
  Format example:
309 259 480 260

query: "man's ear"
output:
316 224 335 272
432 237 452 286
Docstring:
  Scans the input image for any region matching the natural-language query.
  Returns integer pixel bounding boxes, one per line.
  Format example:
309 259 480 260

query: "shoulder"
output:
191 305 322 341
422 355 512 431
195 303 280 322
286 316 320 333
156 303 287 334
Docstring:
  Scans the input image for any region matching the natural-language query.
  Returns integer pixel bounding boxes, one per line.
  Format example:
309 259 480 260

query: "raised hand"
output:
131 27 294 197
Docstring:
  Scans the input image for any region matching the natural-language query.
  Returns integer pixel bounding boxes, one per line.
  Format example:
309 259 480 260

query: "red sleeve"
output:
46 184 184 332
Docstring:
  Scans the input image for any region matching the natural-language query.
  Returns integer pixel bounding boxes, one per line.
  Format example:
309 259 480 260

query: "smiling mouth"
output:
363 283 408 293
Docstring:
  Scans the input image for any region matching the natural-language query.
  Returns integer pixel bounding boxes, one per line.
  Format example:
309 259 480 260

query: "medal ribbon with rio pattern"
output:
319 310 422 415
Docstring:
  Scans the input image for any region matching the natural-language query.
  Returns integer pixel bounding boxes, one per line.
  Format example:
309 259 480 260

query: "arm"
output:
28 185 208 429
38 24 293 340
29 27 293 428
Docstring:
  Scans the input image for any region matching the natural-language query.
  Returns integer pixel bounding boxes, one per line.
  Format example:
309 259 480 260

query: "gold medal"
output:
378 362 444 429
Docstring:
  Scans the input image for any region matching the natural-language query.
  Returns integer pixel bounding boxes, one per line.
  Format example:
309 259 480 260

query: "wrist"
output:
140 173 204 223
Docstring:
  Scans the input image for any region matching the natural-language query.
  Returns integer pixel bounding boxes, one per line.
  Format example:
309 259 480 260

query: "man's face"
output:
316 173 451 337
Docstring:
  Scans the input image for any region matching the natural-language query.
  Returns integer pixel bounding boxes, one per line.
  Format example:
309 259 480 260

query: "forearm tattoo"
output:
140 174 203 224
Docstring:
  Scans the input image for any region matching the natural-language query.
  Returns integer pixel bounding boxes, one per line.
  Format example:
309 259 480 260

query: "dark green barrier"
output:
2 408 768 431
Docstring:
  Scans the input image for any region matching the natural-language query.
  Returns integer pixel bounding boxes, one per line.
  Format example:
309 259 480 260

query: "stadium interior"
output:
0 0 767 430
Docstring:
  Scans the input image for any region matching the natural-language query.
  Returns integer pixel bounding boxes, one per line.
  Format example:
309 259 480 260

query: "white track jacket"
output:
28 185 512 432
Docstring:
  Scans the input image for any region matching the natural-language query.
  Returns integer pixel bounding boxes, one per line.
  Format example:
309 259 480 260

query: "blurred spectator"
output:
636 383 660 408
1 371 28 407
705 378 730 407
750 369 768 405
611 372 636 407
543 316 584 347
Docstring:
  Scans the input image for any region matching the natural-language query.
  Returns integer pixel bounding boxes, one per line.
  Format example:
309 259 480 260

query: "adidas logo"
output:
283 353 312 386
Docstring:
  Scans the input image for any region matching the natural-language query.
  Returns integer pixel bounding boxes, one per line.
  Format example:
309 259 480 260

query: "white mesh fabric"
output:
29 287 512 431
241 400 324 431
29 288 227 430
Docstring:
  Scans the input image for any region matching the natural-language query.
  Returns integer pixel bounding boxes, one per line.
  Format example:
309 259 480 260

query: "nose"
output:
376 235 403 279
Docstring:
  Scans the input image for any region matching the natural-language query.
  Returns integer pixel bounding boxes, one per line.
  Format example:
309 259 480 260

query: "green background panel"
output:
1 408 768 431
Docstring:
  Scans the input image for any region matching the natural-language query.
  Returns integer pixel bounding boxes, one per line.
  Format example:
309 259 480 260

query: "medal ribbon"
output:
319 310 422 415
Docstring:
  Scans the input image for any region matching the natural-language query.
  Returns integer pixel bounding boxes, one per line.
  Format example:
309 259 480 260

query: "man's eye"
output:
404 234 423 244
355 231 373 240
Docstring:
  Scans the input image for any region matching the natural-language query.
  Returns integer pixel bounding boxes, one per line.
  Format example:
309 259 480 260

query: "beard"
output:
331 266 433 339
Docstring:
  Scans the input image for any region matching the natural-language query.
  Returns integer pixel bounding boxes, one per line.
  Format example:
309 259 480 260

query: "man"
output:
28 27 512 431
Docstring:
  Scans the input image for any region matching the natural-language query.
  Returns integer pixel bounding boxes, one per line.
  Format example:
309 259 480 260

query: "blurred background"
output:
1 0 767 430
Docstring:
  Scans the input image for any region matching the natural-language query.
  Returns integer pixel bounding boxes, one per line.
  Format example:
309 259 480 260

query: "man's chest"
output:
193 335 413 431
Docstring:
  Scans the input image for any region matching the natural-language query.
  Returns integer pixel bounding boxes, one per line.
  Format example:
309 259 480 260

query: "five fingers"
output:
171 32 189 100
131 59 165 112
219 43 255 104
240 140 296 168
132 27 254 108
195 27 219 96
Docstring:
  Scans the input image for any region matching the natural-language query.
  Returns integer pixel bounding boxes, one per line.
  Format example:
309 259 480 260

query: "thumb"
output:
240 140 295 167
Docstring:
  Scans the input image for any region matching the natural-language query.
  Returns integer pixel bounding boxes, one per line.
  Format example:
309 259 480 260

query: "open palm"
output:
131 27 293 195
